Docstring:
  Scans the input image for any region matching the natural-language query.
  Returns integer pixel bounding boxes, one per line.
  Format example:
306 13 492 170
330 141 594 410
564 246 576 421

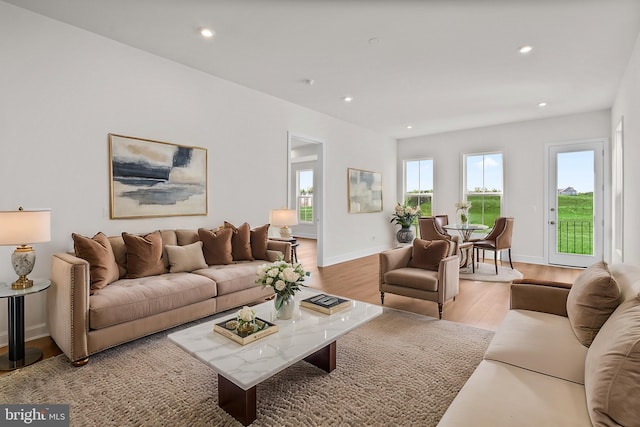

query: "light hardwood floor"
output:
0 238 582 371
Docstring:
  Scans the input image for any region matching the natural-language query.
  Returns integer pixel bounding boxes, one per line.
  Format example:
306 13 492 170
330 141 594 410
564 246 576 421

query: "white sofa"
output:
438 263 640 427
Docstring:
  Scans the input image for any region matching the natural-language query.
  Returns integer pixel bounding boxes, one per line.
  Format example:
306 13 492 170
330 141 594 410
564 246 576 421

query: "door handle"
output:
550 221 556 225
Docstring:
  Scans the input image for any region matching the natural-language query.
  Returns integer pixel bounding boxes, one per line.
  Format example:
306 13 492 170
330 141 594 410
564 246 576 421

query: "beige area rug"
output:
0 309 493 427
459 262 524 283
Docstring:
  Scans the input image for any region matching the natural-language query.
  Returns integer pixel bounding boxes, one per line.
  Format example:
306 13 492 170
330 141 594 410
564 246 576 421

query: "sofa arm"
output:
379 246 413 285
510 279 572 317
47 252 91 363
266 240 292 263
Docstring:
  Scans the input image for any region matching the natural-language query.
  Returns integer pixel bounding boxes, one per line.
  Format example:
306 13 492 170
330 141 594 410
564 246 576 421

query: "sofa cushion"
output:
175 229 200 246
72 232 120 293
122 231 165 279
108 235 127 278
224 221 254 261
165 241 208 273
408 239 450 271
192 261 264 295
484 309 588 384
437 360 591 427
89 272 217 329
250 223 270 260
198 228 233 265
567 260 620 347
159 230 177 272
585 298 640 427
383 267 438 292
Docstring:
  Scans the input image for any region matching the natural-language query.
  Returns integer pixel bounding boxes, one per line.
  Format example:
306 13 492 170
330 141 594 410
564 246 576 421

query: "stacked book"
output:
300 294 351 315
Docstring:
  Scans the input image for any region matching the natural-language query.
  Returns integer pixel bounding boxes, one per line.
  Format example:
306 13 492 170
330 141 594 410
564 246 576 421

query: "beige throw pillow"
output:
567 260 620 347
122 231 165 278
585 298 640 426
198 228 233 265
164 241 208 273
72 232 120 294
407 239 451 271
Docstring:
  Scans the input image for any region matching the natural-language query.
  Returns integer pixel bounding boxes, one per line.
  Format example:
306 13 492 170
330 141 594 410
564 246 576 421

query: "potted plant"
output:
390 202 421 243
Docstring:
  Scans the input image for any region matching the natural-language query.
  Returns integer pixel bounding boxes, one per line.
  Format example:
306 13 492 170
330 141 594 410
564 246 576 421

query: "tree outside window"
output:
464 153 503 227
404 159 433 216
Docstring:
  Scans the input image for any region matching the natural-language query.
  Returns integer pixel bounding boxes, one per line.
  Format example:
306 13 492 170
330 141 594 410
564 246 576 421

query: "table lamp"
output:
0 207 51 289
270 208 298 239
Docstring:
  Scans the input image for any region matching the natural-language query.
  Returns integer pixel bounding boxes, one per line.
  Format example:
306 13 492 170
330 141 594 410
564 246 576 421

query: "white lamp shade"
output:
269 209 298 227
0 209 51 245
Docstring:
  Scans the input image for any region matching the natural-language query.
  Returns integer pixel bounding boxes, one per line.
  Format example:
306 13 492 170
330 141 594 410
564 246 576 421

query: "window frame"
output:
403 157 434 217
296 168 314 224
462 151 504 227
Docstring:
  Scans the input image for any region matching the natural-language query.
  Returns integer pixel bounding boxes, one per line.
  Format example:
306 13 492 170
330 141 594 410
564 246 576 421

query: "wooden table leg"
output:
304 341 336 373
218 374 256 426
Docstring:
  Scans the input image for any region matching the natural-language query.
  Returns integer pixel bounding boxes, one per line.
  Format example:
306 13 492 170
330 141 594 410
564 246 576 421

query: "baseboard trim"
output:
323 244 390 266
0 322 48 348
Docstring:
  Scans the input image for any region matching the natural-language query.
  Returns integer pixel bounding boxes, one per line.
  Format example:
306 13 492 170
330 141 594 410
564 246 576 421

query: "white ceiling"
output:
5 0 640 138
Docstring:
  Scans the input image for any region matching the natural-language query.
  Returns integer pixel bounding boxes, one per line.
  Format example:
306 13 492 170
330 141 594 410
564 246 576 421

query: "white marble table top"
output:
168 288 383 390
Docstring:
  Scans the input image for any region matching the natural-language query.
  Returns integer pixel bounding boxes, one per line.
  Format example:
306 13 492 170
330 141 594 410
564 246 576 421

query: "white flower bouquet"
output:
390 202 421 228
256 256 309 310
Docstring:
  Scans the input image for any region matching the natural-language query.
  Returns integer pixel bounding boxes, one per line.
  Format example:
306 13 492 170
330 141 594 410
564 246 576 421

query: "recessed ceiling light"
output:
406 125 413 129
200 28 215 38
303 79 315 86
519 45 533 54
343 96 353 102
538 101 548 107
368 37 380 46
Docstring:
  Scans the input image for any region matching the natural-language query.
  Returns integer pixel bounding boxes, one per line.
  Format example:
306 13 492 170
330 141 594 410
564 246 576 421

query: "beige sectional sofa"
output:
438 262 640 427
48 227 290 366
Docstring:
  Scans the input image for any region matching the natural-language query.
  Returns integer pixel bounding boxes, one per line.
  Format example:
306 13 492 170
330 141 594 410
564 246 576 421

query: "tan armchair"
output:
379 240 460 319
471 216 514 274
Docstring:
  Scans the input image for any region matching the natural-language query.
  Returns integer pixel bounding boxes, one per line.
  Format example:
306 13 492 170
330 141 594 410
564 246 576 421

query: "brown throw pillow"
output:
584 298 640 426
250 223 270 260
198 228 233 265
408 239 451 271
224 221 254 261
566 260 620 347
122 231 165 279
72 232 120 293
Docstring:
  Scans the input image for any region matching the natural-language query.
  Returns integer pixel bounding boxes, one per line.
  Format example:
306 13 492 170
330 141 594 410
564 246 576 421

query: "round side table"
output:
0 280 51 371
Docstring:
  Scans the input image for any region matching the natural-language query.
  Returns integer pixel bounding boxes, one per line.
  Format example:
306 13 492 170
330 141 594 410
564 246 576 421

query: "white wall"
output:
397 111 611 265
0 3 396 345
611 31 640 263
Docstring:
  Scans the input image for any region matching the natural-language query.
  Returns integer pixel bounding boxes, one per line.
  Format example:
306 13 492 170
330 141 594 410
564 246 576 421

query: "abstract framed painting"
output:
347 168 383 213
109 134 208 219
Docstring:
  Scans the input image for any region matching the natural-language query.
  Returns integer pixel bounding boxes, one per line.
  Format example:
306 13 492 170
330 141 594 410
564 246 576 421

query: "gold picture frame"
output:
347 168 383 213
109 133 208 219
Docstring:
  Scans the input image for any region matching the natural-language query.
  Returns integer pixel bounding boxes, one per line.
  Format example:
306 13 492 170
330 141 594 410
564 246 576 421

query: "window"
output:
464 153 503 227
404 159 433 216
297 169 313 223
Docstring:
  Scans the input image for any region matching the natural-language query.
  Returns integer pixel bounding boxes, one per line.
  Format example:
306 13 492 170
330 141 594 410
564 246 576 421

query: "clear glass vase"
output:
275 294 295 320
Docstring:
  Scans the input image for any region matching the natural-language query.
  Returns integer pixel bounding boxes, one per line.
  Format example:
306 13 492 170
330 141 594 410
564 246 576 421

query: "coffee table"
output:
168 288 382 425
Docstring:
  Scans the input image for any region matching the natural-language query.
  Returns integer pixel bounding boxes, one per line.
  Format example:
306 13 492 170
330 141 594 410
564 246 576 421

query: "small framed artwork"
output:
109 133 208 219
347 168 383 213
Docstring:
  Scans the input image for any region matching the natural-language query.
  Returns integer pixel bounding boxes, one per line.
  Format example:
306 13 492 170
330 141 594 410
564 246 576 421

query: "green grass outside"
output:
299 206 313 222
557 193 593 255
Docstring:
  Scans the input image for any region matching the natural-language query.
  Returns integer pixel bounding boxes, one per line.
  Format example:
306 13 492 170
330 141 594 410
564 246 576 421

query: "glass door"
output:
547 140 604 267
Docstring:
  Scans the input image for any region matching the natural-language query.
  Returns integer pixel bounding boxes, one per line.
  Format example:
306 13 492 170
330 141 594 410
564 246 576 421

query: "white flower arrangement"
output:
390 202 421 228
455 201 472 210
256 255 309 309
236 306 255 325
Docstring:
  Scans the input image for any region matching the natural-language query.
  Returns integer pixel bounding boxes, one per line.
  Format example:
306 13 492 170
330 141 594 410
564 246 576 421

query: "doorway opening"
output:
288 133 324 267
